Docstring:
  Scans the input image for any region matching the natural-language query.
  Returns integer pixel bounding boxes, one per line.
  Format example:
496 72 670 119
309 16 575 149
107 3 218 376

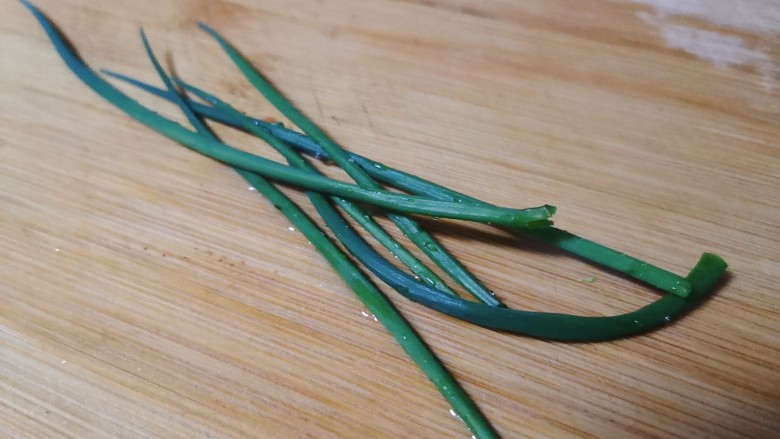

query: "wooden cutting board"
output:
2 1 779 437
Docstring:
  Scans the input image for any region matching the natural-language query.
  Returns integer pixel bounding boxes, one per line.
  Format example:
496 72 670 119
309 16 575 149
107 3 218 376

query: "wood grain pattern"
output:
2 0 779 437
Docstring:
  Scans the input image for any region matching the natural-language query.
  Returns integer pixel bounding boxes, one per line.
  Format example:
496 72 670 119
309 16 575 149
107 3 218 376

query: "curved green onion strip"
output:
154 80 728 340
173 85 728 339
130 22 499 439
107 74 694 299
179 86 729 339
195 25 504 307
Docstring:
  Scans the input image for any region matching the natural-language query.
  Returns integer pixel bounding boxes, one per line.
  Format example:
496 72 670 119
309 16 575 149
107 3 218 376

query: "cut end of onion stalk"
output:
511 204 556 229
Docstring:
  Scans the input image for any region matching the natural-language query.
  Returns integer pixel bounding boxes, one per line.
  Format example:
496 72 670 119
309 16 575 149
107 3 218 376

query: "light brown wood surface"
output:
2 0 779 438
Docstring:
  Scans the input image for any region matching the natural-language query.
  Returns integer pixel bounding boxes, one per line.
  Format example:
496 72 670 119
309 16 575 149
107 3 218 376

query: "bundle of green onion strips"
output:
22 2 728 437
